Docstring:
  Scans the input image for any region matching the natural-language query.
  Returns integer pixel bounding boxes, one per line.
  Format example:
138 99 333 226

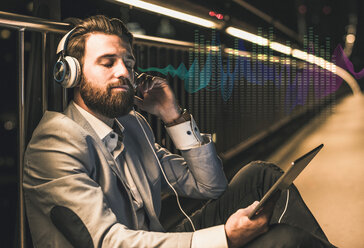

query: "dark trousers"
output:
173 161 336 247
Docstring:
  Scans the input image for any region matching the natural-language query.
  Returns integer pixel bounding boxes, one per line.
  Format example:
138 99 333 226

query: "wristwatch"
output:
164 109 191 127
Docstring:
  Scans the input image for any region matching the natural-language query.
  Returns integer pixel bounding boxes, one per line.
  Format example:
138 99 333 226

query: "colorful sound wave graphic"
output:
138 41 364 112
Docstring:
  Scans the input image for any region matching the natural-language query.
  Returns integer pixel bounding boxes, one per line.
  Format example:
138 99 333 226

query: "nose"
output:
113 60 130 79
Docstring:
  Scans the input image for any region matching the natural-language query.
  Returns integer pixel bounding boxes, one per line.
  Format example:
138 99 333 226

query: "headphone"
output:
53 28 81 88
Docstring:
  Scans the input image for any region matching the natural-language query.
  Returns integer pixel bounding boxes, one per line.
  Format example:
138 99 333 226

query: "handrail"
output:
18 27 26 248
0 11 194 48
0 11 70 33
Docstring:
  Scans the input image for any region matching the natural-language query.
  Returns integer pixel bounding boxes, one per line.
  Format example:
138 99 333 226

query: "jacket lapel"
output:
123 150 164 231
63 103 138 227
63 103 125 181
119 113 164 231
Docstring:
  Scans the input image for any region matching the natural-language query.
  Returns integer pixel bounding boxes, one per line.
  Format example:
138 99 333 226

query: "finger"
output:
246 201 261 219
151 76 168 89
147 76 156 91
133 95 144 109
136 73 149 93
246 201 259 211
142 75 154 93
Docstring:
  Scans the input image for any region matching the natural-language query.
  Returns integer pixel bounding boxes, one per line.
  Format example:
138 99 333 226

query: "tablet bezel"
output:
248 144 324 219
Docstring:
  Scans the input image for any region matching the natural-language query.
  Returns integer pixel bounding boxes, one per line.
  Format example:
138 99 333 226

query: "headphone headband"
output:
56 28 76 55
53 28 81 88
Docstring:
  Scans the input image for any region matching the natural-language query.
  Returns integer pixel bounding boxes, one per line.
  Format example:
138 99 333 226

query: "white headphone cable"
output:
278 189 289 223
133 108 196 232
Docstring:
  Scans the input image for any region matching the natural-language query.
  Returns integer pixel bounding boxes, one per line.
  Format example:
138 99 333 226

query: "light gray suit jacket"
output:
23 103 228 247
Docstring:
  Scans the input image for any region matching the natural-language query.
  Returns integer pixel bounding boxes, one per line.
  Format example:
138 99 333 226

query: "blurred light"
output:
292 49 308 60
25 42 32 51
269 56 281 63
206 45 220 52
4 120 15 131
209 11 224 20
298 5 307 14
292 49 336 72
27 2 34 12
322 6 332 15
0 29 11 39
224 48 251 57
346 34 356 44
269 42 292 55
111 0 218 28
347 25 356 34
133 33 193 47
281 58 291 65
257 54 268 61
226 27 268 46
216 14 223 20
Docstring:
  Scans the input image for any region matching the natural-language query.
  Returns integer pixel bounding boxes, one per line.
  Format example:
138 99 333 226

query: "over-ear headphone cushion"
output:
62 56 81 88
53 56 81 88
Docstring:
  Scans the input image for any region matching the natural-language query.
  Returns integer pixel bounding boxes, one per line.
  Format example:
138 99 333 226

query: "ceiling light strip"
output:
226 26 269 46
111 0 217 28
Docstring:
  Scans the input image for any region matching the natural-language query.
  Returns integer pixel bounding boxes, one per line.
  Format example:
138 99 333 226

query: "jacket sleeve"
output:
23 113 193 248
135 113 228 199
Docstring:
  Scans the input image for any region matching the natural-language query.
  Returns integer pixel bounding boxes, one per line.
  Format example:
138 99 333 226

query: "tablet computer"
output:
248 144 324 219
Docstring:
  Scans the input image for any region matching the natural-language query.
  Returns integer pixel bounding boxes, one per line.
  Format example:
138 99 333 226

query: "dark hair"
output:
65 15 133 65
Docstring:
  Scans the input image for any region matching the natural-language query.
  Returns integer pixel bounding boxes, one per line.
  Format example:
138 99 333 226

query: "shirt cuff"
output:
191 225 228 248
165 115 204 150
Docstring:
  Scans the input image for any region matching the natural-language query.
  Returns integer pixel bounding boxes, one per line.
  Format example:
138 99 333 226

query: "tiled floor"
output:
267 94 364 248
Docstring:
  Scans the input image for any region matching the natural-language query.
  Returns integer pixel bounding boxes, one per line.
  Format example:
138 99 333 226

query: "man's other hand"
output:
224 201 271 248
133 73 181 123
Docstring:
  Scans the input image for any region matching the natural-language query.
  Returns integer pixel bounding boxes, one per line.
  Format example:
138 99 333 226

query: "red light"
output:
298 5 307 14
209 11 224 20
323 6 332 15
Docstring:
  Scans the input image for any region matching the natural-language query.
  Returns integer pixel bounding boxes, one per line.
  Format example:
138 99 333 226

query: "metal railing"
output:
0 11 70 248
0 11 196 247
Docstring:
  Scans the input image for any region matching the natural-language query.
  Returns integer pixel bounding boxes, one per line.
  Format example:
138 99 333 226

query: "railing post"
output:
18 27 26 248
42 32 48 113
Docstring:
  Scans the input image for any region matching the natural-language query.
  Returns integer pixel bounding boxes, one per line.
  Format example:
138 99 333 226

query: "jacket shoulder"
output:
31 111 86 140
25 111 91 164
24 111 96 184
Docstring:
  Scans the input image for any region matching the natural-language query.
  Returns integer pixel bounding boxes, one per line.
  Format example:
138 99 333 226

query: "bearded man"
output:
23 15 334 248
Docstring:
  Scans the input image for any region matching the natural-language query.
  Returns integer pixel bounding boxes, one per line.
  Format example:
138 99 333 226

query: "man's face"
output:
79 32 136 118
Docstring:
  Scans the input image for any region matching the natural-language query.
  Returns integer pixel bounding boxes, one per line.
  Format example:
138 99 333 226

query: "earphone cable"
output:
278 189 290 223
133 108 196 232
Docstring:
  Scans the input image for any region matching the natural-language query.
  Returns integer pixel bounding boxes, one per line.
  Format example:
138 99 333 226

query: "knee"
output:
261 224 321 247
227 161 283 198
248 160 283 174
231 161 283 184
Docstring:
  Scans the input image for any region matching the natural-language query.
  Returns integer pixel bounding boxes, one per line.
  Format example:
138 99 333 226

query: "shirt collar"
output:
72 101 124 140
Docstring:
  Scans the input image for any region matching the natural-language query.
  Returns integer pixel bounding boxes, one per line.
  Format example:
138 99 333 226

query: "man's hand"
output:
133 73 180 123
224 201 272 248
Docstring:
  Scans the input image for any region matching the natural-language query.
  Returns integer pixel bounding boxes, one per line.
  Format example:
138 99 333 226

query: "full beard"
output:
79 76 135 118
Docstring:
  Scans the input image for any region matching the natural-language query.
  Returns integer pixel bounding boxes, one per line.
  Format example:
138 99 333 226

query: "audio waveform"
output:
138 42 363 113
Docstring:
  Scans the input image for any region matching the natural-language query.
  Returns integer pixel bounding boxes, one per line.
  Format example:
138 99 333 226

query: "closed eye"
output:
102 62 114 68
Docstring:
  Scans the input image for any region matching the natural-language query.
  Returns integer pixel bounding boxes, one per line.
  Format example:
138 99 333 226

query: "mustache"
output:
107 77 132 89
107 77 134 95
